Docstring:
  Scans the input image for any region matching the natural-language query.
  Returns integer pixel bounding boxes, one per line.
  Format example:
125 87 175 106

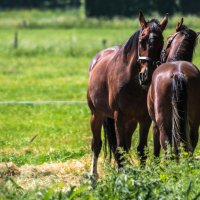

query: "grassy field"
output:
0 9 200 199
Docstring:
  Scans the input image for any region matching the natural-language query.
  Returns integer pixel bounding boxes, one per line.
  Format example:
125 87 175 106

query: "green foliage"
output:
179 0 200 15
154 0 178 15
0 0 81 9
85 0 200 17
0 0 200 18
85 0 152 18
1 155 200 200
87 155 200 200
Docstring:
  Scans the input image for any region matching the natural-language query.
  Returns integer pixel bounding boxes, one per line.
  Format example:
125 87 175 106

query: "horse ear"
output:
159 13 168 31
176 18 184 32
139 11 147 28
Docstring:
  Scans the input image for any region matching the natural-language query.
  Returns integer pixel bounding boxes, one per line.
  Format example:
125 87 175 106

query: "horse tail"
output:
171 73 189 153
103 117 117 161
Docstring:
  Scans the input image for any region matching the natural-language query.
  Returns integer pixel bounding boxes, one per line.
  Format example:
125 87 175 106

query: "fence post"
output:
14 31 18 49
102 39 107 47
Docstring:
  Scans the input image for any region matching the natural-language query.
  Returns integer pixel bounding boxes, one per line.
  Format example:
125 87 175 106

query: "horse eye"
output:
140 39 147 48
148 38 154 46
167 35 172 40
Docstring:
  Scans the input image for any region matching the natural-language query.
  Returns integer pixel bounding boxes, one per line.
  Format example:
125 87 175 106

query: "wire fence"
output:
0 100 87 105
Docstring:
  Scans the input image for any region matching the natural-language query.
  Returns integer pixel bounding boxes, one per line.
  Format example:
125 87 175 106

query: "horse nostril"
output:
139 69 149 85
139 72 143 82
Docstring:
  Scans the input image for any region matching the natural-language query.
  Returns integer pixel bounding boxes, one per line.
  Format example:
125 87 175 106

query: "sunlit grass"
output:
0 56 90 100
0 104 90 165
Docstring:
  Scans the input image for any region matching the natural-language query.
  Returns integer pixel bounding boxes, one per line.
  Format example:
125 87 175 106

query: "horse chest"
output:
110 83 148 118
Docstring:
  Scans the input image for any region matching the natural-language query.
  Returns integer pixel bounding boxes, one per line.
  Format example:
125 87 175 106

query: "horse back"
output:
150 61 200 123
89 46 121 72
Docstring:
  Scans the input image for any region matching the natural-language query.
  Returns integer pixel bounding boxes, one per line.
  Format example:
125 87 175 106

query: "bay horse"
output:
147 18 200 158
87 12 168 177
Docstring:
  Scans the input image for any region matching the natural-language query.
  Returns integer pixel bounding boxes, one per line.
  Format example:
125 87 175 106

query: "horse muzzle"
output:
139 67 150 86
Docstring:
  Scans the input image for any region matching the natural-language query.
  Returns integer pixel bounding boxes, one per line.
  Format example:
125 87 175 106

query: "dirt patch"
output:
0 155 139 191
0 156 103 190
0 162 20 177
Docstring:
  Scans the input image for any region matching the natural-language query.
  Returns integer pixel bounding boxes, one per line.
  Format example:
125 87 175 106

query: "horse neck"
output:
167 36 195 63
123 31 140 76
167 48 193 63
128 50 140 77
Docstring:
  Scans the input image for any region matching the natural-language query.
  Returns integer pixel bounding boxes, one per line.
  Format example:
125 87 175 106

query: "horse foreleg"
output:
153 122 161 157
90 113 103 178
125 119 137 151
137 116 151 165
114 111 126 168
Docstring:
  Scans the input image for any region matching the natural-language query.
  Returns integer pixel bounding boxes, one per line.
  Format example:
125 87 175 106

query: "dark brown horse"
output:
87 12 168 177
147 18 200 158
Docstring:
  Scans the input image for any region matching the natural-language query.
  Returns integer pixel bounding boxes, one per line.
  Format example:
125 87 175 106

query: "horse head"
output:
161 18 199 63
138 11 168 86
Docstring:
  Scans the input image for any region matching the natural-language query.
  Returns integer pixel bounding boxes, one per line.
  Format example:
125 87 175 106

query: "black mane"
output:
171 25 198 62
123 29 140 58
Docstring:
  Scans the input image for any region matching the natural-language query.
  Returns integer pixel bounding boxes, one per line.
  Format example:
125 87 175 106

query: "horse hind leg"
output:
103 117 117 160
190 123 199 154
90 112 103 178
153 122 161 157
158 121 171 152
103 118 137 166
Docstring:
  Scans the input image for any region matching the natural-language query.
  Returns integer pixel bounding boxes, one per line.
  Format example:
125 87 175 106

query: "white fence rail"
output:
0 101 87 105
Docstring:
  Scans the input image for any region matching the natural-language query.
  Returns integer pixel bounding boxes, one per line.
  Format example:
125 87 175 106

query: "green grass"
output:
0 9 200 29
0 28 138 57
0 104 90 166
0 9 200 199
0 56 90 100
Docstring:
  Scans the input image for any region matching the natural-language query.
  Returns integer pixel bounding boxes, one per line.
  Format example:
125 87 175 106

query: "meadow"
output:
0 9 200 199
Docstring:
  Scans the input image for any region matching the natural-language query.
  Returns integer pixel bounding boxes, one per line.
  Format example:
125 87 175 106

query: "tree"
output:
85 0 153 18
179 0 200 15
0 0 81 9
153 0 178 15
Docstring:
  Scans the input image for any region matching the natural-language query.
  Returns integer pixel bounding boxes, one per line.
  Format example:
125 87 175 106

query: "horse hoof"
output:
90 172 99 180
